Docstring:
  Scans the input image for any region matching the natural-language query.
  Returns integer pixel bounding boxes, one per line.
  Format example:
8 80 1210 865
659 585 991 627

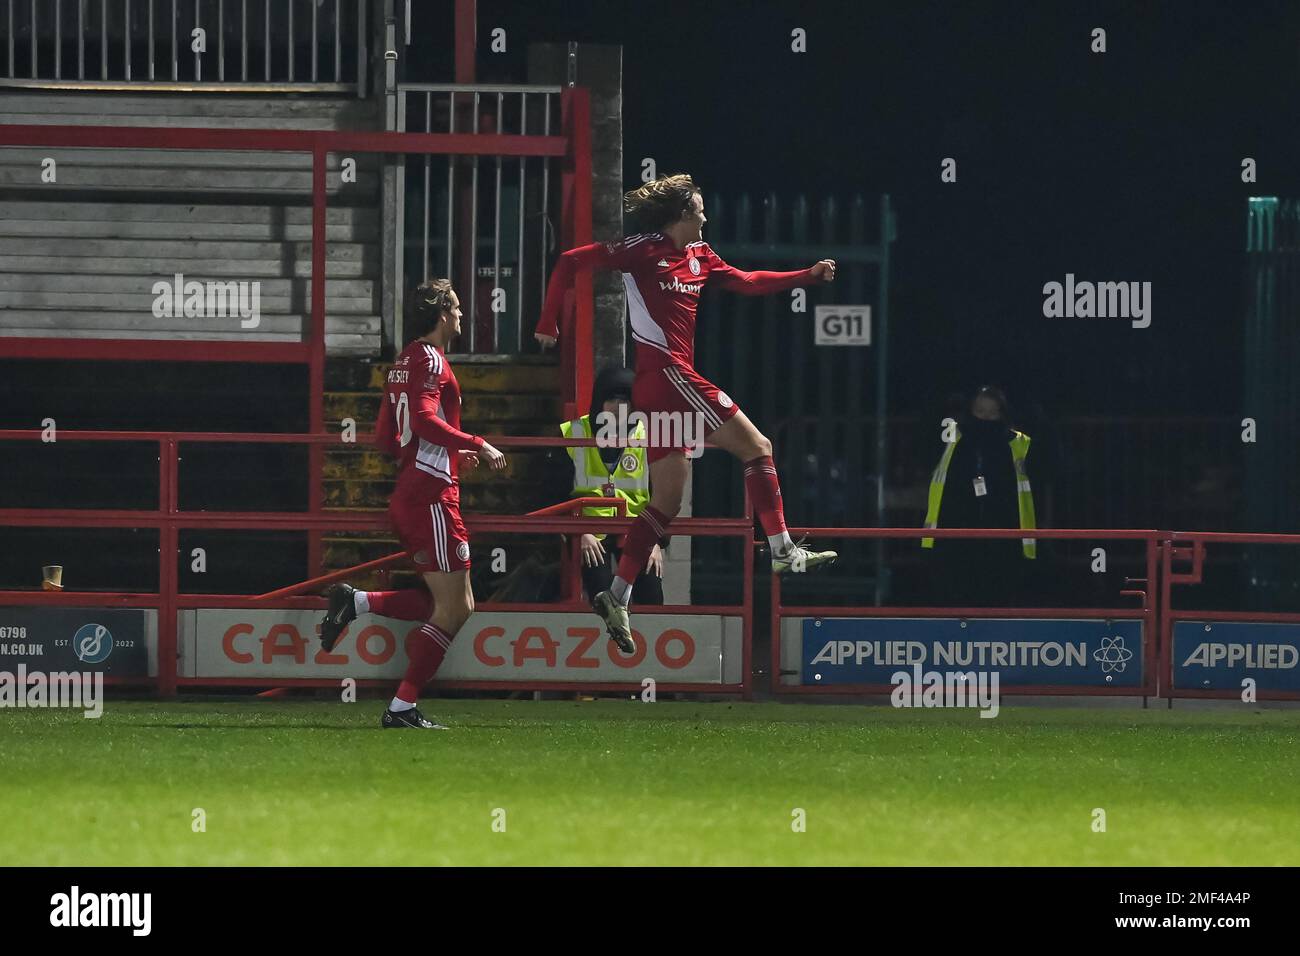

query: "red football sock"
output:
367 588 433 621
616 505 672 587
743 455 788 536
394 621 453 704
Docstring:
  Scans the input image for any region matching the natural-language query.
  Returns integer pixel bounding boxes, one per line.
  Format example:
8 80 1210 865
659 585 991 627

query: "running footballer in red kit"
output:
535 173 839 649
320 278 507 730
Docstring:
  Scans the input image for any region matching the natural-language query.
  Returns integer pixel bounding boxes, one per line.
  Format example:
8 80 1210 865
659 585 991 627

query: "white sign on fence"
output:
814 305 871 346
188 609 734 683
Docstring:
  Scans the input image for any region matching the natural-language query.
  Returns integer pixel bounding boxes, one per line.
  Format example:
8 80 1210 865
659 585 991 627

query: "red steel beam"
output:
558 86 594 421
0 509 747 534
0 429 348 443
0 339 311 363
307 143 327 581
157 438 178 696
257 551 407 601
0 124 566 156
526 497 628 517
0 430 726 449
455 0 476 85
786 526 1164 541
776 683 1150 698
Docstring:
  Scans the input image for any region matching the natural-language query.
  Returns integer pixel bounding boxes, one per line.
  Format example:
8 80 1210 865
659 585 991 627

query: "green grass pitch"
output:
2 699 1299 866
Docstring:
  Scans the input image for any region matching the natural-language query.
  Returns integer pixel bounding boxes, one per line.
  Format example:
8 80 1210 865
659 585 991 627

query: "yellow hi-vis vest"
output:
561 415 650 541
921 429 1037 559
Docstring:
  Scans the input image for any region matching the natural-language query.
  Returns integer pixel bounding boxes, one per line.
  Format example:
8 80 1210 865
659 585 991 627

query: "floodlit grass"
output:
2 699 1298 865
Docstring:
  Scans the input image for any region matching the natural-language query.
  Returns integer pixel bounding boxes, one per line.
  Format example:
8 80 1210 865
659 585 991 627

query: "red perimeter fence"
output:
3 102 1299 702
3 425 1300 703
0 430 756 697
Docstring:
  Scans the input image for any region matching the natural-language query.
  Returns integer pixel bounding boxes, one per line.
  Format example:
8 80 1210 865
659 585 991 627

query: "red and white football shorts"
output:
632 364 741 463
389 484 471 573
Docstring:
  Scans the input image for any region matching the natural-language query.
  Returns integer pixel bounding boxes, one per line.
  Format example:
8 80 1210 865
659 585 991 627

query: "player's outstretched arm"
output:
534 240 640 348
711 256 836 295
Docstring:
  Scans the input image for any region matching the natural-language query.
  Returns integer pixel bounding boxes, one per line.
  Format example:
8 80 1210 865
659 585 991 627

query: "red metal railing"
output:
7 428 1300 702
254 495 626 604
558 86 594 423
0 430 755 698
1158 532 1300 702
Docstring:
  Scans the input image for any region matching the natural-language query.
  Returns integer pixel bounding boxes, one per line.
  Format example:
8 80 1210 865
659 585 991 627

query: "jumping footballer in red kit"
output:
535 173 838 649
320 278 507 729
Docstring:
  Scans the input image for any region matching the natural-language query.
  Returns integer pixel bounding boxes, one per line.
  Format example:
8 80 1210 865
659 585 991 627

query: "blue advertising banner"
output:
798 617 1144 688
1172 621 1300 692
0 607 151 677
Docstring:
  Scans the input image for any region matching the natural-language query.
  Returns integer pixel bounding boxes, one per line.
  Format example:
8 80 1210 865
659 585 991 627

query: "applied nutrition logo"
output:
151 271 261 328
1093 634 1133 676
49 886 151 936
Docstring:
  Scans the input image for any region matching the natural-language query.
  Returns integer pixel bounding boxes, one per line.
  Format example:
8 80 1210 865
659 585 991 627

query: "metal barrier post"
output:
159 437 180 697
309 143 329 580
741 490 754 700
558 86 592 421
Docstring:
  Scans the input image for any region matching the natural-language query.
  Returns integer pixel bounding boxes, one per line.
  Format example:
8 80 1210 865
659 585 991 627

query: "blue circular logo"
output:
73 623 114 664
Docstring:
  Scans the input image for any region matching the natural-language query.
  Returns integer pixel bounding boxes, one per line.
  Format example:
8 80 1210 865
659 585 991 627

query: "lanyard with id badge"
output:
601 454 618 499
972 448 987 497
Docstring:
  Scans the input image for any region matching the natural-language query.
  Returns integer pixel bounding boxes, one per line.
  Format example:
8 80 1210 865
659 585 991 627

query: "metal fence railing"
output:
768 414 1244 530
0 0 369 93
392 83 565 355
0 429 755 699
687 414 1244 610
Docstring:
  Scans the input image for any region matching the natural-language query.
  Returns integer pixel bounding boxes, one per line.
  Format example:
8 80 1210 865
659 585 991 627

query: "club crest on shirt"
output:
688 256 702 276
620 452 638 473
718 391 734 409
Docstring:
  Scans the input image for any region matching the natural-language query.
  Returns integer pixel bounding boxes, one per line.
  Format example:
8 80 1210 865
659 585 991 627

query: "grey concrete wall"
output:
527 42 626 373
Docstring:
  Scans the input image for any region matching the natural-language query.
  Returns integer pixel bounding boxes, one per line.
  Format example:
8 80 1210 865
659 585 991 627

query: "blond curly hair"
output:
623 173 700 234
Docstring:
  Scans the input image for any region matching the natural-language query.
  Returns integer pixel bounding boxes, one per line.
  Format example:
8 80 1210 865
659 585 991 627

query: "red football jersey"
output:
536 233 817 372
375 340 483 495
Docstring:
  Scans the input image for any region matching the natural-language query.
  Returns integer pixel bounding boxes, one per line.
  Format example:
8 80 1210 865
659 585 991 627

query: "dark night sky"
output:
429 0 1300 417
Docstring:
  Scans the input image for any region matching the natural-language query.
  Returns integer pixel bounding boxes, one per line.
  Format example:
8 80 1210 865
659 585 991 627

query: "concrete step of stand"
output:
0 93 380 129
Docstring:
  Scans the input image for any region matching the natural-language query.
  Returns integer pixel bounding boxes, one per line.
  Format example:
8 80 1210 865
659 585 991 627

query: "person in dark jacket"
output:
921 386 1038 607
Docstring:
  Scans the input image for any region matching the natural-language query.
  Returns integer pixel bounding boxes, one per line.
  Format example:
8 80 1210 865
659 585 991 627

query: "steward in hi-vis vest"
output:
921 392 1038 560
560 417 649 542
557 366 662 605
